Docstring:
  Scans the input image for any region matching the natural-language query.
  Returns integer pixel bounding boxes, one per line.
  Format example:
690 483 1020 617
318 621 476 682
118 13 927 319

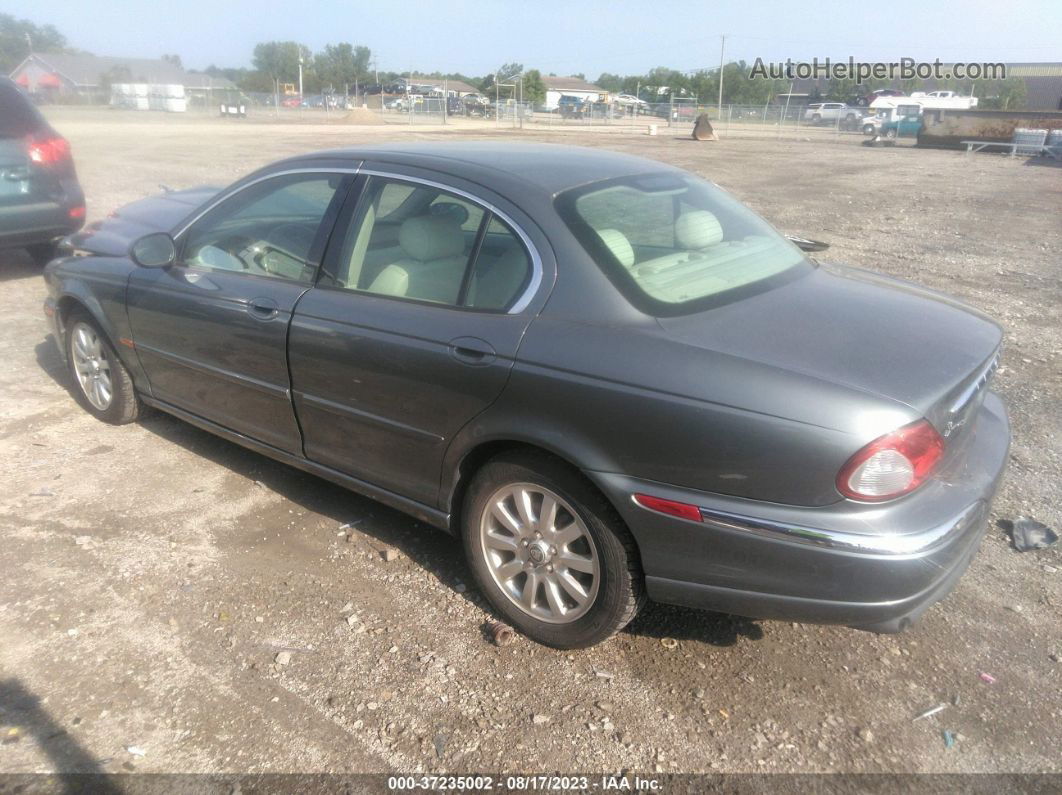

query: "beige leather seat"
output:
675 210 724 251
368 214 469 303
467 245 530 309
594 228 636 269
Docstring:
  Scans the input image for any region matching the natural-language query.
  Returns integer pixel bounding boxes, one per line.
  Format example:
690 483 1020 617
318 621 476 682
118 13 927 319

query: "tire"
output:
811 113 821 123
884 128 898 140
863 124 876 136
65 311 140 424
26 242 58 267
462 450 645 649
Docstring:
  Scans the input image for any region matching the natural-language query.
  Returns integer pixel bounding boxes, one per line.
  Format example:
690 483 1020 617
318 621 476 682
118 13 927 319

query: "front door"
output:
289 171 544 506
127 170 352 454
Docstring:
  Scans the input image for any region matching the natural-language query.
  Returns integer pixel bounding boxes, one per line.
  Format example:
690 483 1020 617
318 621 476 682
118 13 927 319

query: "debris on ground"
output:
531 714 551 725
380 547 399 562
487 620 516 647
943 730 957 749
274 651 292 666
593 668 614 681
2 728 21 745
30 487 55 497
913 704 947 721
660 637 679 649
979 672 997 684
691 114 718 141
125 745 146 757
74 536 93 547
1010 517 1058 552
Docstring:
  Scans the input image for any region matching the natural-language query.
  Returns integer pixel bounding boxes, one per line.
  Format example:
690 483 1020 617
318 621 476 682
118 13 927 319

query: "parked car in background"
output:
280 95 302 108
0 77 85 265
804 102 862 128
44 143 1008 649
851 88 906 106
614 94 650 113
557 95 586 118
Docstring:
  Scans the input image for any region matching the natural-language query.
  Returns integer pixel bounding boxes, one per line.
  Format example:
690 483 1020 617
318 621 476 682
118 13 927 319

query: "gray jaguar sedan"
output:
43 143 1009 649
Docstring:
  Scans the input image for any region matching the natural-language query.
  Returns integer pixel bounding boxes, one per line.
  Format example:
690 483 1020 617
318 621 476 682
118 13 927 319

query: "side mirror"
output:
129 232 176 268
786 235 830 253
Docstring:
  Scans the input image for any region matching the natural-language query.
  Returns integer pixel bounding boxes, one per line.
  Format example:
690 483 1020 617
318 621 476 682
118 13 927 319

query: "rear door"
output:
289 168 549 506
127 168 354 453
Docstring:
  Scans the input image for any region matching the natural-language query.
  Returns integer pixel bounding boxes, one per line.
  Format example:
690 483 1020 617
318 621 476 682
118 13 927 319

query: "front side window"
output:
556 172 809 314
323 176 532 310
181 173 344 283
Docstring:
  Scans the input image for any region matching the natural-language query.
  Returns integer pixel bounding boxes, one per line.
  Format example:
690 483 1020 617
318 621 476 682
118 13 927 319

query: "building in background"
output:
9 53 236 103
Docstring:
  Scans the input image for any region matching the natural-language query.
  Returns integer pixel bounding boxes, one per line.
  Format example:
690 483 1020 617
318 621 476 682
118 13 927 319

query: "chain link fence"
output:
524 101 870 140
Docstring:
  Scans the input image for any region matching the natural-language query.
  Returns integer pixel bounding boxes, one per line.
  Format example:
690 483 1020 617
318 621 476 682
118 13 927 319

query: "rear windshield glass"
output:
555 173 809 315
0 83 45 138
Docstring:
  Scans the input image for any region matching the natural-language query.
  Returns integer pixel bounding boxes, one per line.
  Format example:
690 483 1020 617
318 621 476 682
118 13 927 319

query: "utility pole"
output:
717 34 726 117
298 55 304 98
25 32 32 52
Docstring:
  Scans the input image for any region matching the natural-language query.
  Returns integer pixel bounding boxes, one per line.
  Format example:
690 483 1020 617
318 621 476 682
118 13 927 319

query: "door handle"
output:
449 336 496 366
248 297 279 319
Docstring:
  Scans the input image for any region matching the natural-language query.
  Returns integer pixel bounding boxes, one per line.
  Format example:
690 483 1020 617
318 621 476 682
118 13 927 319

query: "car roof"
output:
277 142 680 197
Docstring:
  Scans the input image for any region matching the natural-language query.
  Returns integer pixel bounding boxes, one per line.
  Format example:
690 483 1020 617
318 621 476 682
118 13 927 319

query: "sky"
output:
7 0 1062 77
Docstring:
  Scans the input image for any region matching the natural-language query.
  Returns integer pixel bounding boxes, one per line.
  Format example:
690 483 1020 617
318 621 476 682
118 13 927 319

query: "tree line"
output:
0 11 1027 111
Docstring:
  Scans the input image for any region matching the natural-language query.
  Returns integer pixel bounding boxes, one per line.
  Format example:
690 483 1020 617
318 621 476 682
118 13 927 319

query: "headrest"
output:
595 228 635 268
399 215 466 261
675 210 724 250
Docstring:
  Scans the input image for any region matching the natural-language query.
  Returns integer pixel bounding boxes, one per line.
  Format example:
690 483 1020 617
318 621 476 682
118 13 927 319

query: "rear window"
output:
0 83 46 138
555 173 810 316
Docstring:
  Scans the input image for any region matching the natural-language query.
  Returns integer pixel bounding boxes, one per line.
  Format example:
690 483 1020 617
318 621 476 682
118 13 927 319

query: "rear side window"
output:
322 176 531 311
555 173 809 316
0 83 45 138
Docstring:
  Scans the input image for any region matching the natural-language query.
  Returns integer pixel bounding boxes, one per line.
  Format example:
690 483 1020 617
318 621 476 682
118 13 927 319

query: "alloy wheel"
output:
479 483 600 624
70 322 113 411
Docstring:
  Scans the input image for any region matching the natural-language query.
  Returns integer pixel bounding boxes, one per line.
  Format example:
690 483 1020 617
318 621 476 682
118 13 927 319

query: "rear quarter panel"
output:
443 315 915 508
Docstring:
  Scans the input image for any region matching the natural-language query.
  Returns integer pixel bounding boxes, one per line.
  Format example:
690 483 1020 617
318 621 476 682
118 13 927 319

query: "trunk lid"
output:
658 263 1002 438
62 186 220 257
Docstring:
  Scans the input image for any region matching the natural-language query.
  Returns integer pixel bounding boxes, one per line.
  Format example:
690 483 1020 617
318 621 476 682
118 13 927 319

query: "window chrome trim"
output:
170 166 363 241
359 168 544 315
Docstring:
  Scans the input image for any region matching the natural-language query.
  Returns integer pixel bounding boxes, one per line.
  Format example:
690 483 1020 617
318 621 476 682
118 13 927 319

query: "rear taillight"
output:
837 419 945 501
27 135 71 167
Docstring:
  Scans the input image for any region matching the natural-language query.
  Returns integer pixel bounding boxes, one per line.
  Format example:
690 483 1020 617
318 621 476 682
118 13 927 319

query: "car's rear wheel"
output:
66 312 140 424
462 451 645 648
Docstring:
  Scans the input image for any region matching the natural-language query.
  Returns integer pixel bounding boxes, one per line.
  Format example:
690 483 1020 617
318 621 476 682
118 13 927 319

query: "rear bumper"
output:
588 390 1010 632
0 190 84 249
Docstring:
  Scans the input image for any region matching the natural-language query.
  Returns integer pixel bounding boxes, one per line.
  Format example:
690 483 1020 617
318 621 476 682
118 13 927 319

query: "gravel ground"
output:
0 108 1059 777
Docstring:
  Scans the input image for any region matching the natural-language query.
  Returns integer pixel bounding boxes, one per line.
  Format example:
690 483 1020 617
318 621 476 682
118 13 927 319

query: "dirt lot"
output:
1 107 1060 777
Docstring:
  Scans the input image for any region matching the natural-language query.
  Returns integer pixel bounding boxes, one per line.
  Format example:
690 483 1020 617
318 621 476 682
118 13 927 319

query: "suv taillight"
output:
27 135 71 167
836 419 945 501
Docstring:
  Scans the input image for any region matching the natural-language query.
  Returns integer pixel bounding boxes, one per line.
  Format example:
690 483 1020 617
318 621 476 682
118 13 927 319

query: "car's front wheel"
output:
462 451 645 648
66 311 141 424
